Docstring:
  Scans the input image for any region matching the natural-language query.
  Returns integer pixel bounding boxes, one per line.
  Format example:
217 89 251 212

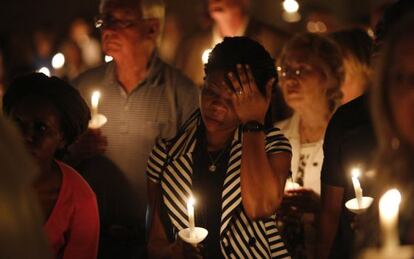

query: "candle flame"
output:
351 168 361 178
379 189 401 220
283 0 299 13
202 49 212 64
38 67 51 77
188 196 195 206
52 53 65 69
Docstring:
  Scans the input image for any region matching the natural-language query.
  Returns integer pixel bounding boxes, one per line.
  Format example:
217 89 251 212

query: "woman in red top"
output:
3 73 99 259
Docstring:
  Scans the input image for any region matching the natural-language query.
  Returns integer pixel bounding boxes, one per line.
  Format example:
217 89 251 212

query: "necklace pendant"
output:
208 164 217 172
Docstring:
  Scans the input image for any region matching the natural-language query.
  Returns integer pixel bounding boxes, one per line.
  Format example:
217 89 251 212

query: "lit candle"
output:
202 49 212 64
187 196 195 238
91 91 101 117
379 189 401 252
351 168 363 208
38 67 51 77
52 52 65 69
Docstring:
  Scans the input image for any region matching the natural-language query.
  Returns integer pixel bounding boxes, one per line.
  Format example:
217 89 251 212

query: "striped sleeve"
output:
265 127 292 154
146 138 168 184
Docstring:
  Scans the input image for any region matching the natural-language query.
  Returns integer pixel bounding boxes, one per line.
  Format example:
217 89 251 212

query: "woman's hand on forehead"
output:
227 64 275 124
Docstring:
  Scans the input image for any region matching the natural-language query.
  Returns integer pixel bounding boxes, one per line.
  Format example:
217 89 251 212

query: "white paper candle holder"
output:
178 227 208 246
345 196 374 214
88 114 107 129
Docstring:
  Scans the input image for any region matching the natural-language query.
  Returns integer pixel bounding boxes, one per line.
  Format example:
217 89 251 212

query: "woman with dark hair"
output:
275 33 344 258
371 13 414 244
2 73 99 259
147 36 292 258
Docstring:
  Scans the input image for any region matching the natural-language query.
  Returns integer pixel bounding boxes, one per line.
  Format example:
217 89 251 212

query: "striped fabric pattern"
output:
147 110 291 258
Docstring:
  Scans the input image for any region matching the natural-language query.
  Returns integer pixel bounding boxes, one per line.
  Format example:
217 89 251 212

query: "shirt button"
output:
224 245 232 255
249 237 256 246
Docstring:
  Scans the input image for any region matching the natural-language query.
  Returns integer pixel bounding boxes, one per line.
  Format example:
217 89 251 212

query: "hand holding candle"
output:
179 195 208 245
351 168 363 208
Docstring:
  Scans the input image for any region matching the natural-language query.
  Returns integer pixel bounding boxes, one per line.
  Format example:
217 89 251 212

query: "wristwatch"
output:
242 121 264 132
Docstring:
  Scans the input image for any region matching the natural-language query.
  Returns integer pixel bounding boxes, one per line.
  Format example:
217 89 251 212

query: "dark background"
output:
0 0 380 36
0 0 391 85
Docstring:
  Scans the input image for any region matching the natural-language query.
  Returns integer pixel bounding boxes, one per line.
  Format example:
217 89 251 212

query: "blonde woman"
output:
275 33 344 258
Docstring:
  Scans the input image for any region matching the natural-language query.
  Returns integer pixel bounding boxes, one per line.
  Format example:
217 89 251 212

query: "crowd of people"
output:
0 0 414 258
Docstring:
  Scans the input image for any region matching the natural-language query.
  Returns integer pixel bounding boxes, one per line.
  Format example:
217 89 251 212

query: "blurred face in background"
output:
279 50 329 112
208 0 248 21
389 35 414 148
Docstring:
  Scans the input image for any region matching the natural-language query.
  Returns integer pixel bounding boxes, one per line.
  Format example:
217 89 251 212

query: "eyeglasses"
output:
277 65 316 79
94 14 143 30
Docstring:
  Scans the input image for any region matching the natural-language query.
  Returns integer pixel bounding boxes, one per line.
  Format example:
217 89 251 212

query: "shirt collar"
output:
103 51 165 95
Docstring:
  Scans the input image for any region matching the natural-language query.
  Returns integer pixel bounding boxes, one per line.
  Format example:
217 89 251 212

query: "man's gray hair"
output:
99 0 166 45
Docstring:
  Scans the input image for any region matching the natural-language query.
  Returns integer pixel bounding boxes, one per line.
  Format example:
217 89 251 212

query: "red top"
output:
44 161 99 259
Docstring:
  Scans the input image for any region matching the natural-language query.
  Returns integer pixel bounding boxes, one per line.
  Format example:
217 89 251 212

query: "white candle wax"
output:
351 168 363 208
91 91 101 117
187 196 195 238
379 189 401 252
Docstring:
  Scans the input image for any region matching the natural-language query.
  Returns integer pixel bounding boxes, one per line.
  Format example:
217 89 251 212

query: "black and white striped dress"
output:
147 110 292 258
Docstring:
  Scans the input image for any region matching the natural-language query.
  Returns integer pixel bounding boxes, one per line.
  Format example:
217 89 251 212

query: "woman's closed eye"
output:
202 87 219 98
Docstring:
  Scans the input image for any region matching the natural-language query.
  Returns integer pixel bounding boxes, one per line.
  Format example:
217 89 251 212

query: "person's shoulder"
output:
274 114 297 137
162 60 198 91
57 161 95 200
331 94 370 128
72 63 110 89
274 116 292 130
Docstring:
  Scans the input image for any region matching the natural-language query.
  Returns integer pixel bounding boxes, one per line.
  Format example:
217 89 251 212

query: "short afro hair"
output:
204 36 277 97
3 73 91 148
204 37 277 127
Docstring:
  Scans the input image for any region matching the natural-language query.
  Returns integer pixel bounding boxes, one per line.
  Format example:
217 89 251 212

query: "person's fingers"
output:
237 63 249 92
245 64 255 95
182 241 203 258
87 128 102 136
227 71 242 95
95 135 108 146
265 77 275 101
